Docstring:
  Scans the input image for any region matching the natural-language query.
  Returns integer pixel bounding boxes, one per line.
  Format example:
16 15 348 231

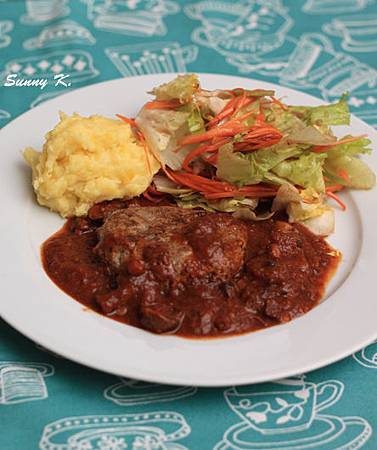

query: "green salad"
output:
121 74 375 236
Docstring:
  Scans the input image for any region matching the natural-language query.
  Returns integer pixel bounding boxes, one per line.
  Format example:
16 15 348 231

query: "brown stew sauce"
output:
42 198 340 338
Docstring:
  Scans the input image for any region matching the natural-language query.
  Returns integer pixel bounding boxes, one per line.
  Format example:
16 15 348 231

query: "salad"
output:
118 74 375 236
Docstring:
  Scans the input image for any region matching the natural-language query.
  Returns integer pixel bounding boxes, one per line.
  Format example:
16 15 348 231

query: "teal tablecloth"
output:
1 1 376 449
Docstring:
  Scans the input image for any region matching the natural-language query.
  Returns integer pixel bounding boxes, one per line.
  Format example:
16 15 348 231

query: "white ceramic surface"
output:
0 73 376 386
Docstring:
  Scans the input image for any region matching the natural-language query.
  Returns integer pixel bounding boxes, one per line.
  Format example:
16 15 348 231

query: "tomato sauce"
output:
42 199 340 338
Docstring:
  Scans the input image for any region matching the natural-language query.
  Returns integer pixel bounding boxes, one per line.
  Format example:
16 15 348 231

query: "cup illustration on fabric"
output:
0 110 11 122
104 378 197 406
215 377 372 450
353 340 377 368
278 33 376 98
303 0 373 14
0 21 13 49
39 411 191 450
323 15 377 53
0 50 99 85
0 362 54 405
83 0 180 36
105 42 198 76
186 0 292 61
21 0 70 25
224 378 343 435
23 20 96 50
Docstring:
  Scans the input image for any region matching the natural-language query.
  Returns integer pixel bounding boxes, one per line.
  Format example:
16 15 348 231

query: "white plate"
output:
1 74 376 387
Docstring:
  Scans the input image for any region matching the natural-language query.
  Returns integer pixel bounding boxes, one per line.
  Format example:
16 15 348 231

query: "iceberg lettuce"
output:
216 143 302 186
272 152 327 192
150 74 200 104
323 137 375 189
289 95 350 126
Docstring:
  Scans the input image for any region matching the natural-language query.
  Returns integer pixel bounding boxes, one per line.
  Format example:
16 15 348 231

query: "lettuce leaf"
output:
176 192 258 213
194 90 230 118
153 175 192 195
232 88 275 97
265 106 306 133
187 106 205 134
272 152 327 192
323 137 375 189
272 184 334 236
289 95 350 126
288 125 336 145
216 143 302 186
265 106 336 144
135 108 192 170
150 74 200 104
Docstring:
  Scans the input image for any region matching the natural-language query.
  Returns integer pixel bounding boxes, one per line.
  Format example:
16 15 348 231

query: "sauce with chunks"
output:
42 199 340 338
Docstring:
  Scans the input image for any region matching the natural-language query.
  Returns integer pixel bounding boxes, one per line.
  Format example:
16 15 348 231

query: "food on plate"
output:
134 74 375 236
25 74 375 337
42 199 340 336
24 112 159 217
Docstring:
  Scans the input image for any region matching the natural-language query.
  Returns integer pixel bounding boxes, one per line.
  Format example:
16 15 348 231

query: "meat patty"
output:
95 206 248 285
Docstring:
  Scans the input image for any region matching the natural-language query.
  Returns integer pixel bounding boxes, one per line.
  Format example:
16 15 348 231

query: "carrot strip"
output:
312 134 367 152
144 100 181 110
205 153 218 165
148 184 165 196
255 104 266 126
116 114 137 127
165 168 234 193
136 130 152 176
338 169 350 183
142 191 161 203
182 138 230 171
206 96 239 128
180 125 246 146
270 96 288 111
326 191 346 210
325 184 344 193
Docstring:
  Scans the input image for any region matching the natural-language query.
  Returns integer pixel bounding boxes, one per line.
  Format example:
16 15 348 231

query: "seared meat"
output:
95 206 248 285
43 199 340 337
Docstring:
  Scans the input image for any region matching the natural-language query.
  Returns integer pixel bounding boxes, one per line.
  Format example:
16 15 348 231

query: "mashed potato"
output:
24 112 160 217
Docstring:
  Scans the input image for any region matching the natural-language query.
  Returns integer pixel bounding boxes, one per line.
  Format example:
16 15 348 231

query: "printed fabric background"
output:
0 1 376 449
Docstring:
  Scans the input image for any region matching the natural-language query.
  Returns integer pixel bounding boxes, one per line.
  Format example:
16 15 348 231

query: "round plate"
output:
0 73 376 386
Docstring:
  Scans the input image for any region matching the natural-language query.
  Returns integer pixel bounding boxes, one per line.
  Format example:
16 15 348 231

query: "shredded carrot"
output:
144 100 181 110
206 96 240 128
180 125 246 146
164 168 233 193
270 96 288 111
142 191 161 203
326 191 346 210
234 91 247 110
136 130 152 176
312 134 367 152
182 138 230 171
338 169 350 183
255 104 266 126
326 184 344 193
164 167 278 200
205 153 219 165
116 114 137 127
147 184 165 196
